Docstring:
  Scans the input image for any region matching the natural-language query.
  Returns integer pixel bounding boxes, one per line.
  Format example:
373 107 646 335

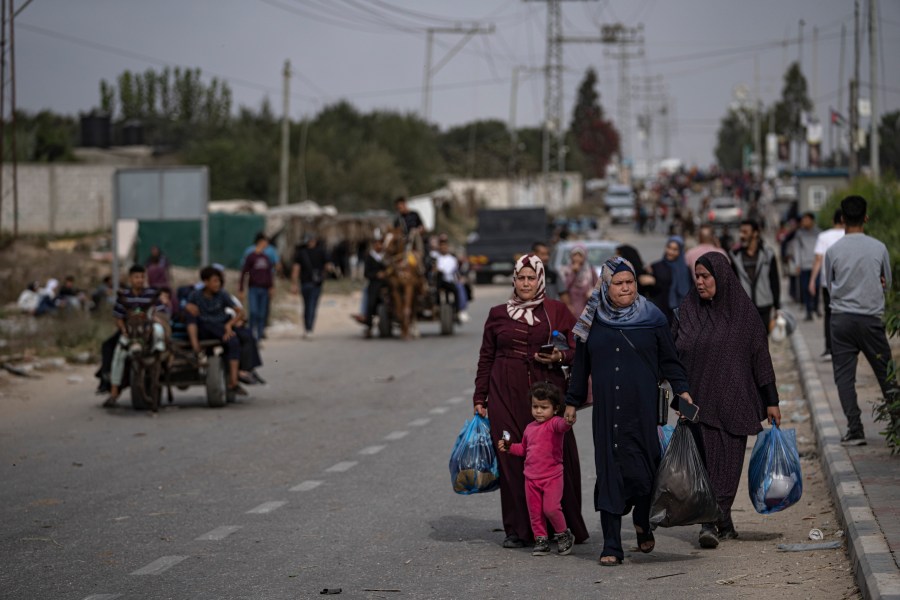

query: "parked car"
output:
549 240 619 280
705 197 743 226
604 184 636 223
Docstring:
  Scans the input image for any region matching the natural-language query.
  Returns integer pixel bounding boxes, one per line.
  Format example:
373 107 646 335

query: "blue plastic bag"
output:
657 424 675 456
748 422 803 514
449 415 500 495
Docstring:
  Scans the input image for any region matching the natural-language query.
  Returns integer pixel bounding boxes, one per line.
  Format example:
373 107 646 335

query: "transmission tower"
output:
525 0 598 204
602 23 644 165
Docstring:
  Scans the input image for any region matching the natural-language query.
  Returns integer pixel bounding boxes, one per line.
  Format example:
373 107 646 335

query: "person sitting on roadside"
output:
17 281 45 315
184 266 246 396
57 275 88 311
90 276 115 312
103 265 167 408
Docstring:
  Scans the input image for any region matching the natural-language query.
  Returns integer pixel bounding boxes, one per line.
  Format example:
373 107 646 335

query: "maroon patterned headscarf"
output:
506 253 546 326
674 251 776 434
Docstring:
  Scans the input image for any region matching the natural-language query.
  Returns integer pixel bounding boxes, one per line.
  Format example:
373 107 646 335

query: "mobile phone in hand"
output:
677 395 700 422
539 344 555 355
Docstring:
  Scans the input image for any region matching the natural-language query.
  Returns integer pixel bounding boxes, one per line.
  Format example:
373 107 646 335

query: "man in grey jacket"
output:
823 195 897 446
730 219 780 334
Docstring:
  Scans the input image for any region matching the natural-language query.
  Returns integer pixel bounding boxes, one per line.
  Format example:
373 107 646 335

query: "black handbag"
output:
619 330 671 426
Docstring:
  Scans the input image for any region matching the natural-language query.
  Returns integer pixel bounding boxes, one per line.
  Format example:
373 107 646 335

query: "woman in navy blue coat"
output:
565 257 692 566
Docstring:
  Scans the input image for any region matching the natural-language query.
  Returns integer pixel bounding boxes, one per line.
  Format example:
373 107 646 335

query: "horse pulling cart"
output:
375 228 458 339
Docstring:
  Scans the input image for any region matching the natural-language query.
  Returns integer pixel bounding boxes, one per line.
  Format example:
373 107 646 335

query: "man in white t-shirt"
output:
432 235 469 323
809 208 845 358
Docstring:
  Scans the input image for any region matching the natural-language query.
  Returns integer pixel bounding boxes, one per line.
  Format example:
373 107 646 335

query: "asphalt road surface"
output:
1 225 856 599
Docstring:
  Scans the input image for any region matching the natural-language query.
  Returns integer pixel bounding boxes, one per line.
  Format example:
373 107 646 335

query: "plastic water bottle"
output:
551 330 570 351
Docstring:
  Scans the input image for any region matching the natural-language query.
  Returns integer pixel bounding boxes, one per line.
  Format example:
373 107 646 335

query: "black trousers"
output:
831 313 897 434
599 495 652 560
822 289 833 354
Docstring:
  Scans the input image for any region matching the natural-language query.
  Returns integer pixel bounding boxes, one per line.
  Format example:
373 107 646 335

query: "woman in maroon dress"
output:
473 254 589 548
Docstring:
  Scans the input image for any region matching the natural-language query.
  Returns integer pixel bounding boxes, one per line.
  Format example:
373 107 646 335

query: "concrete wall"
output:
0 164 116 234
446 173 583 214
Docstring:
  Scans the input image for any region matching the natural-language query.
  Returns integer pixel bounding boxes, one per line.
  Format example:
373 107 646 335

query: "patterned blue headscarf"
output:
573 256 666 342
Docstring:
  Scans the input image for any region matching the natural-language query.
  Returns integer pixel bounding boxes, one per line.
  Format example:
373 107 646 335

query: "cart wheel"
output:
439 302 454 336
206 355 227 408
130 362 151 410
377 303 392 338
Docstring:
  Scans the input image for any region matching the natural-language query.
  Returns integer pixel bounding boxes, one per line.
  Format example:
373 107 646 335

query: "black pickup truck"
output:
465 207 548 284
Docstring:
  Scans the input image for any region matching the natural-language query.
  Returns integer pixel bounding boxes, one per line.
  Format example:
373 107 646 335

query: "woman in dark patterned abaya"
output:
473 254 589 549
674 251 782 549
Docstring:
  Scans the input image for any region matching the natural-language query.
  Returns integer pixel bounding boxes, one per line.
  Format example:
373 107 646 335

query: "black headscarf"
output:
674 252 776 436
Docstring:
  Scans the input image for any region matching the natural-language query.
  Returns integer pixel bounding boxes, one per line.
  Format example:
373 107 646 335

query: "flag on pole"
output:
830 108 846 126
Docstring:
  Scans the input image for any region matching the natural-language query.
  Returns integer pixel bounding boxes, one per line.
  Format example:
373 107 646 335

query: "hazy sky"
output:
16 0 900 166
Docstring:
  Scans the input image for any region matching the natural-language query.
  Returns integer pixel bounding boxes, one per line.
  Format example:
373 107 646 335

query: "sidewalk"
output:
791 310 900 600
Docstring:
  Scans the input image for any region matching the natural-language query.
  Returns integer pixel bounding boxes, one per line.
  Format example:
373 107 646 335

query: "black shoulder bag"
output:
618 329 671 425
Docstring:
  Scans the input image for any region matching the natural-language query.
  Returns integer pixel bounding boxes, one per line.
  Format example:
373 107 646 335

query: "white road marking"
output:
131 556 187 575
446 396 465 405
384 431 409 441
429 406 449 415
408 418 431 427
246 501 287 514
325 461 358 473
196 526 242 541
83 595 122 600
290 480 323 492
359 445 386 455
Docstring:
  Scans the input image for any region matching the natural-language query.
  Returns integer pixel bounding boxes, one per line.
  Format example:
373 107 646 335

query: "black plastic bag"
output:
650 421 720 528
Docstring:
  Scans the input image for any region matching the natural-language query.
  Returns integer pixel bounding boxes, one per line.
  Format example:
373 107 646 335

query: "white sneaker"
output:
459 311 470 323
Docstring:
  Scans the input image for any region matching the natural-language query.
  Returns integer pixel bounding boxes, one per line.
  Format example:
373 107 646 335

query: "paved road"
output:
0 224 858 599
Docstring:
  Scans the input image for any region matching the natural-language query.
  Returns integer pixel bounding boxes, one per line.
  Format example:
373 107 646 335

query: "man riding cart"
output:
184 266 248 397
102 265 168 408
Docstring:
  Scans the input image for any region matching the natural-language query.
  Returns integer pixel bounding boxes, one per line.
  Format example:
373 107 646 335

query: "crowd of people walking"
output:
471 193 894 566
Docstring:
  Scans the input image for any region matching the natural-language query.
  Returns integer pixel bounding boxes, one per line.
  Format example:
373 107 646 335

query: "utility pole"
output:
0 0 6 235
421 24 494 122
278 59 291 206
837 23 845 160
869 0 879 180
0 0 18 237
798 19 805 69
631 74 665 175
849 0 860 176
754 55 761 177
603 23 644 167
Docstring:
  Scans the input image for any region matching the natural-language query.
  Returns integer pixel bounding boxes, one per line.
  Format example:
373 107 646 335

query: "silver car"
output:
549 240 620 280
705 197 744 226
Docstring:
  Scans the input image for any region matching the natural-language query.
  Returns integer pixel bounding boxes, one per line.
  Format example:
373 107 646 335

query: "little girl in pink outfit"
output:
498 381 575 556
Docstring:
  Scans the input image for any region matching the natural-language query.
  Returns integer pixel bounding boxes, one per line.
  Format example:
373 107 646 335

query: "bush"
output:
820 176 900 453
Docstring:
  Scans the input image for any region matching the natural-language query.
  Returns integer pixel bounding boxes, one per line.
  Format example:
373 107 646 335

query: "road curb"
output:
790 328 900 600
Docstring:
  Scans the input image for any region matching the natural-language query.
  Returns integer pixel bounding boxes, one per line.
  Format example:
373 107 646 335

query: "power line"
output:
18 21 322 103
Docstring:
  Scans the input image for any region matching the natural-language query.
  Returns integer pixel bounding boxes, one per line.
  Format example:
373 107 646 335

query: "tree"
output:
714 107 754 171
99 66 233 146
439 119 510 178
773 62 813 141
568 68 620 178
